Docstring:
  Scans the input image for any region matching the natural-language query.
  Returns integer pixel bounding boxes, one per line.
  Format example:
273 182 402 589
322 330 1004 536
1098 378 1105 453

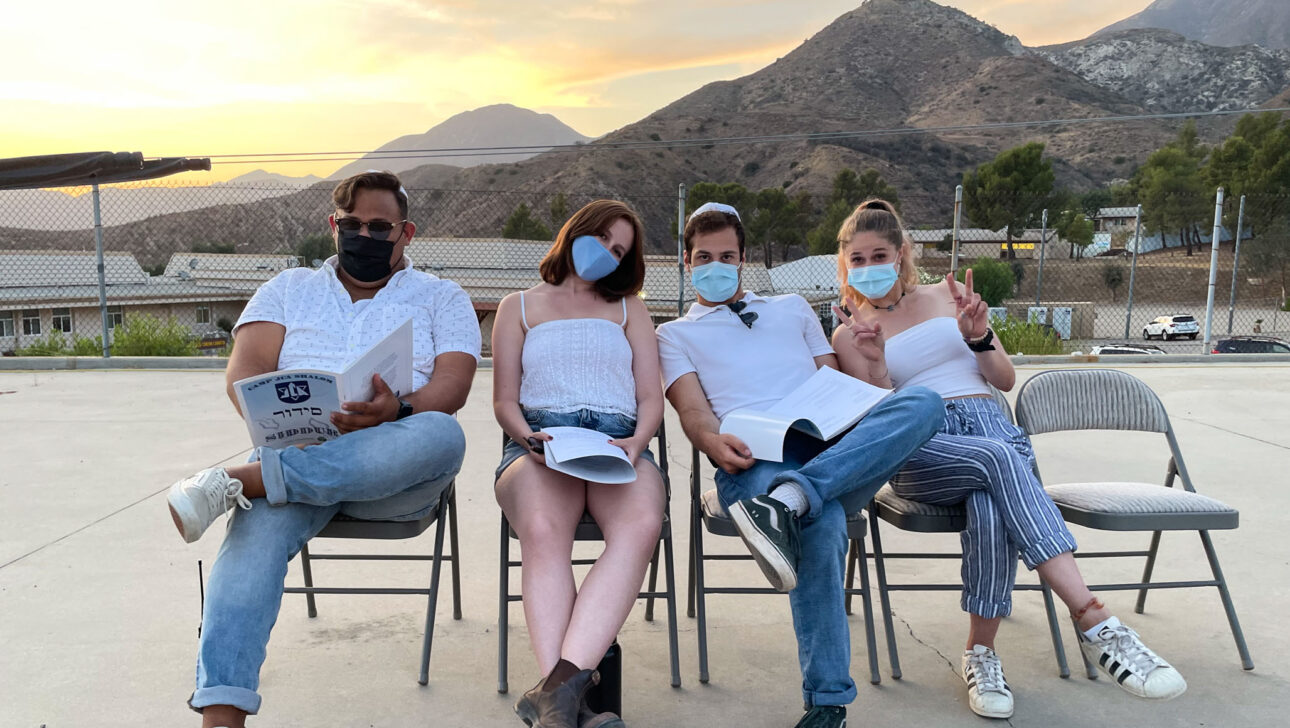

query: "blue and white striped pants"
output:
889 397 1077 619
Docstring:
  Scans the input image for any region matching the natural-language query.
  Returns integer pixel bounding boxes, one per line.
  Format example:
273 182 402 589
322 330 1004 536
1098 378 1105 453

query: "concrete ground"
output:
1 363 1287 727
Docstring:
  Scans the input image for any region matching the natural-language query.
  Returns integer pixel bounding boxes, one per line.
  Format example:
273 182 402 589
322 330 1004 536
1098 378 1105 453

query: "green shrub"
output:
72 335 104 356
15 331 71 356
110 314 198 356
993 316 1064 355
955 257 1016 307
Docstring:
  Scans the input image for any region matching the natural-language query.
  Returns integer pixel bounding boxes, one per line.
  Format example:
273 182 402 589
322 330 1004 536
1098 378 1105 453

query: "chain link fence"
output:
0 180 1286 357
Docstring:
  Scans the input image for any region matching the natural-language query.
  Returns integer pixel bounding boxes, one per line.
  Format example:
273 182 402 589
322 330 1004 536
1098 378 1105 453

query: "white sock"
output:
1083 615 1121 641
767 483 808 516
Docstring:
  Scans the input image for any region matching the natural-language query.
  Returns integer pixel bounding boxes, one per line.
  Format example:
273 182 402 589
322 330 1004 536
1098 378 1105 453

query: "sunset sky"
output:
2 0 1151 181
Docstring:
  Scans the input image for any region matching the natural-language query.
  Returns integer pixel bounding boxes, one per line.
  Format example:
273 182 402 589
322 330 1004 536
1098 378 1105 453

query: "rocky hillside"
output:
1097 0 1290 50
1036 29 1290 113
329 104 591 179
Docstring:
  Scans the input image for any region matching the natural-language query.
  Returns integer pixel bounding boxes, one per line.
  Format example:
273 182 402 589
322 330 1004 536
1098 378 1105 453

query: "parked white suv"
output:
1143 314 1199 340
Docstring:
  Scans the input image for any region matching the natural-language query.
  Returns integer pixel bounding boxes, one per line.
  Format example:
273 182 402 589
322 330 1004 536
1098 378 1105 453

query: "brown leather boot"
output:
578 700 625 728
530 668 600 728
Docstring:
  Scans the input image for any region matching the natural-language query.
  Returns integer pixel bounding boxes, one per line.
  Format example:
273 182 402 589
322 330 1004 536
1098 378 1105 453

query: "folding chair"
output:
285 481 461 686
1014 368 1253 676
686 446 883 686
857 386 1070 679
497 425 681 694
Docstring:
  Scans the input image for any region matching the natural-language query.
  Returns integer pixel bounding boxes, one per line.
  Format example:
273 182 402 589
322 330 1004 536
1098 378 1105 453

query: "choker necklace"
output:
876 291 906 312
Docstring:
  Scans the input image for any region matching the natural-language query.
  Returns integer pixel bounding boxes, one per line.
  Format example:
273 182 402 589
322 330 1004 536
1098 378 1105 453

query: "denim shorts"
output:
495 407 657 482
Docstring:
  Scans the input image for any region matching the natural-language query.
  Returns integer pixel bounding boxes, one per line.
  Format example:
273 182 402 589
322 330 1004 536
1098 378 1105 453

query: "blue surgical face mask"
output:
847 261 901 300
571 234 620 282
691 261 740 303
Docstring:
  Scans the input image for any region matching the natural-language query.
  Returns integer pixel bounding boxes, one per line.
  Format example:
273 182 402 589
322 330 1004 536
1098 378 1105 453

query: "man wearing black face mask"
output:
166 171 480 728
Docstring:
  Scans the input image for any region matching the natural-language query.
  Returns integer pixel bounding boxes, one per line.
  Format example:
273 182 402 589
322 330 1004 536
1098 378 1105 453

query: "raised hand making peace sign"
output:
831 303 885 363
946 268 990 340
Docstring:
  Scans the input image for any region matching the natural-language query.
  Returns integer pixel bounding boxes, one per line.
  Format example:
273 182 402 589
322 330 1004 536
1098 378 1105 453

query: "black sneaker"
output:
728 494 801 592
795 705 846 728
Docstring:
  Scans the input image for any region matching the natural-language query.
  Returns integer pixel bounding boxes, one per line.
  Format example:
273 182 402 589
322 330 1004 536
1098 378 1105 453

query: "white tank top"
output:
884 317 991 398
518 293 637 417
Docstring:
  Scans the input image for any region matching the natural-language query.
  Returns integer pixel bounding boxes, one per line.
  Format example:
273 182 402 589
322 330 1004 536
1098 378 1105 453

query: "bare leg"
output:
1035 552 1112 630
967 615 1003 651
201 705 245 728
225 463 265 499
496 456 586 674
562 460 665 668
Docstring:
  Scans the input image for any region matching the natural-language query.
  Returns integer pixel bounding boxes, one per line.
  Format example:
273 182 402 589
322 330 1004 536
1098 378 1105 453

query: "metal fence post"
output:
1226 194 1246 334
1203 187 1225 353
1123 204 1143 340
950 185 963 274
1035 208 1047 305
93 182 110 357
676 183 686 317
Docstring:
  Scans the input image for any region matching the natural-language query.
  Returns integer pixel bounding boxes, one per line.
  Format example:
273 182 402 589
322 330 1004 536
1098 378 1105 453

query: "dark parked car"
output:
1212 336 1290 354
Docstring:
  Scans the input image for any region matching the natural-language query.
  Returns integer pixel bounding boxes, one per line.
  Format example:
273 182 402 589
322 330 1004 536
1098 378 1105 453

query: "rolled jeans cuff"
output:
253 445 289 506
804 683 857 708
1020 533 1078 571
963 594 1012 619
190 685 262 715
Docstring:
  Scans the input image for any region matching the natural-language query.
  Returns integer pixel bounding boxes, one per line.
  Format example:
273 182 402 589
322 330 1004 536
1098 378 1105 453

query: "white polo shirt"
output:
656 292 834 420
234 256 480 391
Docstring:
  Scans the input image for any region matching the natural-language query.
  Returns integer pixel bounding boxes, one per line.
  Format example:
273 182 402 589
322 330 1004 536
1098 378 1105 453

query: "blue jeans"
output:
189 411 466 715
495 407 655 481
714 387 942 708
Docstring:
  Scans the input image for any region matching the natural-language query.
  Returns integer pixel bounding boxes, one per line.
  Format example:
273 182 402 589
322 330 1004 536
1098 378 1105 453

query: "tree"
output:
295 233 335 267
955 257 1015 307
1204 112 1290 232
805 169 900 255
745 187 809 267
962 142 1055 259
502 203 552 241
549 193 570 227
1054 208 1094 260
1134 121 1209 256
191 241 234 254
1102 261 1126 302
1244 219 1290 312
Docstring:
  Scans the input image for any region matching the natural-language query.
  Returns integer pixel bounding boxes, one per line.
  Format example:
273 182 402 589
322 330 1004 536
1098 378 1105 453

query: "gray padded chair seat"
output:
872 484 967 533
701 488 866 539
1045 482 1239 531
317 507 442 539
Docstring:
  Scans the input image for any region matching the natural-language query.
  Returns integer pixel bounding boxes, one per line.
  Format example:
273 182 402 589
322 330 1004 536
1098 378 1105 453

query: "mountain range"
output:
3 0 1289 258
1097 0 1290 50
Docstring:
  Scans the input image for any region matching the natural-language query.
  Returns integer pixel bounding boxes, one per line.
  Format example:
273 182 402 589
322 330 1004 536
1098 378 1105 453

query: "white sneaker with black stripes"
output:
1078 617 1187 700
962 644 1013 718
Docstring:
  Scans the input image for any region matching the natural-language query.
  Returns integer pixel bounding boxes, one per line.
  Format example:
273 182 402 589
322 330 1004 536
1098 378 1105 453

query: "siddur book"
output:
233 319 414 449
718 366 893 462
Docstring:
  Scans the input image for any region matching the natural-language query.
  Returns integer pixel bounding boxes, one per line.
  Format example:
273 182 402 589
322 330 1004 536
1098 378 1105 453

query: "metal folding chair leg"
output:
644 542 661 622
1040 583 1071 678
661 518 682 687
1199 530 1254 670
418 488 450 686
300 543 318 619
867 513 902 680
498 514 512 694
848 536 881 685
448 490 463 621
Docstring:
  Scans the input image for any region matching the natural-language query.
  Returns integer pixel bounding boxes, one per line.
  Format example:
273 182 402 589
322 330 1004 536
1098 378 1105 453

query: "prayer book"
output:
540 426 638 484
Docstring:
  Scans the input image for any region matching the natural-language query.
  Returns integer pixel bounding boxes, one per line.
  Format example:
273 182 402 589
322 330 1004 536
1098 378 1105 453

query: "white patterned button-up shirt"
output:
234 256 480 391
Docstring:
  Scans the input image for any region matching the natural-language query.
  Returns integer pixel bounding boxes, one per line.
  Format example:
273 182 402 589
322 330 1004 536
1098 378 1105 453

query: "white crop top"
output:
883 317 991 399
518 293 637 417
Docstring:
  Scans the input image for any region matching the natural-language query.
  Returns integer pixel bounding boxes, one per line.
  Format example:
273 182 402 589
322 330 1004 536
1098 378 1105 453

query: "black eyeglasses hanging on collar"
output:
726 300 758 329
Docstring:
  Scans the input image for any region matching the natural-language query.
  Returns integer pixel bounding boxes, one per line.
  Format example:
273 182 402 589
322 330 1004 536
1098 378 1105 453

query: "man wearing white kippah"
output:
657 202 942 728
165 170 480 728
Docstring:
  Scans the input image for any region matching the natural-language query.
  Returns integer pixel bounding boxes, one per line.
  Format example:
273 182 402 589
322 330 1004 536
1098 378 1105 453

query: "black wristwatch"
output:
395 399 415 420
965 328 996 352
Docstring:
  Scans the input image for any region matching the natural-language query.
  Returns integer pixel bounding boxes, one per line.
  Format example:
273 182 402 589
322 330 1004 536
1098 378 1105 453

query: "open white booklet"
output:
719 366 893 462
232 319 414 449
540 426 638 484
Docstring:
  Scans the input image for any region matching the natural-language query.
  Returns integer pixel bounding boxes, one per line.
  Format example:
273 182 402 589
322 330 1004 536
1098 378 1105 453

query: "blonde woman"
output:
492 200 664 728
831 199 1185 719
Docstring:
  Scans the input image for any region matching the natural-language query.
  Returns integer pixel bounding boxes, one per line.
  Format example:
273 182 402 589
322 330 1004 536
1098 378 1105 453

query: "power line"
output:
200 106 1290 166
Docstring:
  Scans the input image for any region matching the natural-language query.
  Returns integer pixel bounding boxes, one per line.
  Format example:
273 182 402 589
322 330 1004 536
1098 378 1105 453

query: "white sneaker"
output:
166 467 251 543
962 644 1014 718
1078 617 1187 700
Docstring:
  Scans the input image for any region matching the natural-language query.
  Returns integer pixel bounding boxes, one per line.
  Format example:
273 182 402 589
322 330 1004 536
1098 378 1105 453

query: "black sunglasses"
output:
335 217 407 241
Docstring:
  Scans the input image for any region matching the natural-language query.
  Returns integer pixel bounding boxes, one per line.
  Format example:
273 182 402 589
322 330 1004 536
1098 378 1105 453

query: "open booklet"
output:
540 426 638 484
232 319 414 449
718 366 893 462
